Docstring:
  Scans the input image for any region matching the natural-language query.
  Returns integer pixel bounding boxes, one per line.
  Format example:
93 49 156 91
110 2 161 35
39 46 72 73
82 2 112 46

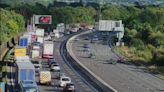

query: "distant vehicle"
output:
31 49 41 59
48 59 57 66
31 42 42 59
15 60 35 86
37 36 44 44
39 71 51 85
50 63 60 72
60 73 66 78
65 31 70 35
31 60 42 73
56 23 65 33
44 35 51 41
43 41 54 59
14 47 27 57
117 58 125 64
35 28 45 37
31 42 41 50
63 83 75 92
83 44 89 48
19 80 39 92
106 59 117 65
59 76 71 87
93 35 98 38
74 38 80 41
88 53 95 58
92 38 99 41
83 48 90 52
19 36 28 47
84 37 89 40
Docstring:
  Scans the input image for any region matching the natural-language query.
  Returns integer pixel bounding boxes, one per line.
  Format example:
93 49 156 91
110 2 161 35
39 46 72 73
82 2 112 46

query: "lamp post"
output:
99 0 105 20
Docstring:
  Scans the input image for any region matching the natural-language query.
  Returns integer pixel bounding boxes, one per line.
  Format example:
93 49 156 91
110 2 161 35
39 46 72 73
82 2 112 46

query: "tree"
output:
123 28 137 46
138 23 153 44
0 8 25 44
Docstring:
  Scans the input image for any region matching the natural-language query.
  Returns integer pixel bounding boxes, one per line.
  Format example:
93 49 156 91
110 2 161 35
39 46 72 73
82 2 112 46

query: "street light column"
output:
99 0 104 20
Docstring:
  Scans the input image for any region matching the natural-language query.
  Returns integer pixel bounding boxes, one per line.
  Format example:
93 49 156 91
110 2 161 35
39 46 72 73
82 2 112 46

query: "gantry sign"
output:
33 15 52 24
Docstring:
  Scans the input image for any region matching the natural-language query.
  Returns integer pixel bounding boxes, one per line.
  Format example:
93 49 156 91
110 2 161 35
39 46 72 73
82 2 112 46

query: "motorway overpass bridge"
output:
94 20 124 46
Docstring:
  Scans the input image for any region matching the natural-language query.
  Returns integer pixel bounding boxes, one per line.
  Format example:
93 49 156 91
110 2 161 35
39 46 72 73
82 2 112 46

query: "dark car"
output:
88 53 95 58
83 44 89 48
63 83 75 92
106 59 117 65
31 60 42 73
32 42 41 47
48 59 57 66
117 58 125 64
84 37 89 40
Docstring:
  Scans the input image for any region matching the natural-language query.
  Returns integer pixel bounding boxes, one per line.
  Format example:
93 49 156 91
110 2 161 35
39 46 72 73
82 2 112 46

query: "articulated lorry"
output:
15 57 39 91
43 41 54 59
15 61 35 85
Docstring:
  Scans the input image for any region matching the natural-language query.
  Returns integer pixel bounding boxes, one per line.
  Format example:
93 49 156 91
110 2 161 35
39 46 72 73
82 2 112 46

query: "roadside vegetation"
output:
0 2 164 72
105 6 164 66
104 6 164 73
0 8 25 45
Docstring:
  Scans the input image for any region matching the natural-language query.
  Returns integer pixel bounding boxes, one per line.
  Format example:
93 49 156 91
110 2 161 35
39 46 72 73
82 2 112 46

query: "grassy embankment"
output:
114 46 164 76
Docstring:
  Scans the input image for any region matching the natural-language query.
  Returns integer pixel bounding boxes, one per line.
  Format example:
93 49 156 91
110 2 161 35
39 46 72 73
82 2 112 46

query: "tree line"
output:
1 3 164 65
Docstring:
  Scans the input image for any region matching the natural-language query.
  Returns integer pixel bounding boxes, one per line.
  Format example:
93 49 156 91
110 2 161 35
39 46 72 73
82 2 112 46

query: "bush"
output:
130 38 144 50
152 48 164 66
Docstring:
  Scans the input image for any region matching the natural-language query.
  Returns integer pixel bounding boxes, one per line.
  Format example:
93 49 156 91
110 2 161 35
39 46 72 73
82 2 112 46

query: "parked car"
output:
59 76 71 87
50 63 60 72
63 83 75 92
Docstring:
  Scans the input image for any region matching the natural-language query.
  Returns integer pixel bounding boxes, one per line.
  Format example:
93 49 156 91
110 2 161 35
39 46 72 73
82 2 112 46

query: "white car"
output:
59 76 71 87
51 64 60 71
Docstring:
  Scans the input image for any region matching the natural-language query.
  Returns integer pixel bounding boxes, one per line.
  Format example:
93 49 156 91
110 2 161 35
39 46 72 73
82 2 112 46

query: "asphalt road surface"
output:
37 36 94 92
71 32 164 92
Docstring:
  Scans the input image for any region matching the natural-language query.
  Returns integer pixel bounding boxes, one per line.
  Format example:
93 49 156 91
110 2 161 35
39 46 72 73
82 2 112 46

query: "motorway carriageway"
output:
71 31 164 92
36 35 97 92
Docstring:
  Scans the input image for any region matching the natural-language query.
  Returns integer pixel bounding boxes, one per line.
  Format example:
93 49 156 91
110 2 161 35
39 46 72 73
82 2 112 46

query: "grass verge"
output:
113 46 164 75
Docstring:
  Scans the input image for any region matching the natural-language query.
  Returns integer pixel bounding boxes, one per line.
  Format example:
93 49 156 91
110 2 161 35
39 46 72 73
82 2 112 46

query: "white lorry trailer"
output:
43 41 54 59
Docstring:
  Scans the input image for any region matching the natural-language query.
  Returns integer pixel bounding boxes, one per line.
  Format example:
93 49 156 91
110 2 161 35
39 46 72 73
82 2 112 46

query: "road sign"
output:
33 15 52 24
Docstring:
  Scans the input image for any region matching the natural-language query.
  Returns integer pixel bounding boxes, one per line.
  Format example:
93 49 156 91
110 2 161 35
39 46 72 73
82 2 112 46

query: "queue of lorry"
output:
13 26 75 92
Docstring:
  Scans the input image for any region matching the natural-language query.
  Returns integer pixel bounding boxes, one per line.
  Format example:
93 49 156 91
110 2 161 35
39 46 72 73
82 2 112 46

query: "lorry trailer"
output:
15 61 35 86
43 41 54 59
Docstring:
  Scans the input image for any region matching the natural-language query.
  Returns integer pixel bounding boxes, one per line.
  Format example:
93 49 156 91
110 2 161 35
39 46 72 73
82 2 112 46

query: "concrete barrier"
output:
66 31 118 92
